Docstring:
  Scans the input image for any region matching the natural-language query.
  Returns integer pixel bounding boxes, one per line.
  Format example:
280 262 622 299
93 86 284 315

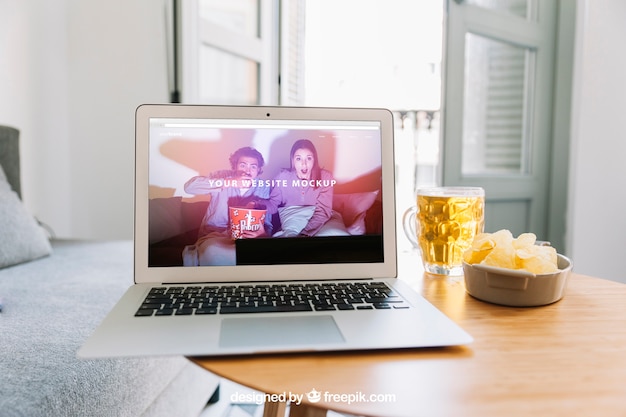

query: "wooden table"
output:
191 250 626 417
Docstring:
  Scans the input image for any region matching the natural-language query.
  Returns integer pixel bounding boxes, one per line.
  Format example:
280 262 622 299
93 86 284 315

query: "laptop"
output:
78 104 472 358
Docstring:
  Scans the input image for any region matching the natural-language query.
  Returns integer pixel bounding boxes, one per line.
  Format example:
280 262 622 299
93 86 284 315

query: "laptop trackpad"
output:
219 315 345 348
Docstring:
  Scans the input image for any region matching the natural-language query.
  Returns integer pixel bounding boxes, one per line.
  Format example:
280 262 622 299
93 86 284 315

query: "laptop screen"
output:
135 105 397 283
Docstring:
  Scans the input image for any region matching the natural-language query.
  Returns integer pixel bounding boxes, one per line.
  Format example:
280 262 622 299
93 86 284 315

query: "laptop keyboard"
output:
134 282 409 317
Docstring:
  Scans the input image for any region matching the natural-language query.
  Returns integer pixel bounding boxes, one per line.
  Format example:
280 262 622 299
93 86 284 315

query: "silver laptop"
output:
78 104 472 358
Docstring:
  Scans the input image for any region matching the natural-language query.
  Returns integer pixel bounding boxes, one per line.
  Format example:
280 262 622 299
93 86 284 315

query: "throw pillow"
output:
273 205 315 237
0 164 52 269
332 191 379 235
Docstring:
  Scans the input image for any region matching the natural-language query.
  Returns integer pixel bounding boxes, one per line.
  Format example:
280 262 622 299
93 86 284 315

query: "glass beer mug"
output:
403 187 485 275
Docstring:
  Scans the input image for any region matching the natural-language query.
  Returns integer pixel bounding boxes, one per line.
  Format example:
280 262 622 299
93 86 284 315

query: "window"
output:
179 0 278 104
461 33 535 175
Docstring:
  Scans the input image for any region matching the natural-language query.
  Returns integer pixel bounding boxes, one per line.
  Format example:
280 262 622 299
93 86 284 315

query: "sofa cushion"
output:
0 163 52 269
149 197 209 244
149 196 184 244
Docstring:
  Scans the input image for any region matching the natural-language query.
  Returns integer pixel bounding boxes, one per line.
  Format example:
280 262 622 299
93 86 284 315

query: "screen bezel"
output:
134 104 397 284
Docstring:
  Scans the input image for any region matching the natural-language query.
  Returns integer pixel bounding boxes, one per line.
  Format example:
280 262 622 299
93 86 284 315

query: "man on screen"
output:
183 146 271 265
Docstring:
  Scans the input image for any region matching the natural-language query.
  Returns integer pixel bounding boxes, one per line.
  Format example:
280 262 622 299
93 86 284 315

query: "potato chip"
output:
516 245 558 274
491 229 514 247
462 233 495 264
513 233 537 249
482 244 517 269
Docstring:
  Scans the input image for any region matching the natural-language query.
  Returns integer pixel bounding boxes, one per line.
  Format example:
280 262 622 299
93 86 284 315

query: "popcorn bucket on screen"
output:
229 206 266 239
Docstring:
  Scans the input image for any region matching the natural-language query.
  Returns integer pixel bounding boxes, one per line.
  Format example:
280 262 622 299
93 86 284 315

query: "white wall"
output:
0 0 169 239
568 0 626 283
0 1 71 234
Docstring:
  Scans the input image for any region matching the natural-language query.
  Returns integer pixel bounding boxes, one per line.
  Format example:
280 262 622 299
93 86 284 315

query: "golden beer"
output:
416 188 484 275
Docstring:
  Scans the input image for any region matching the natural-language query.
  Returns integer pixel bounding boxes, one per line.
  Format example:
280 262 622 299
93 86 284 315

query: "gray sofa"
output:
0 125 218 416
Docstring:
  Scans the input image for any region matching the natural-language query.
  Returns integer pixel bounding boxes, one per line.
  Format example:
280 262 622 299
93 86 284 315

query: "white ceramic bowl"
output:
462 254 573 307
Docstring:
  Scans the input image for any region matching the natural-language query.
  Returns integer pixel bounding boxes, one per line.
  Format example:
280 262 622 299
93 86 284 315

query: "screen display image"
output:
148 118 384 267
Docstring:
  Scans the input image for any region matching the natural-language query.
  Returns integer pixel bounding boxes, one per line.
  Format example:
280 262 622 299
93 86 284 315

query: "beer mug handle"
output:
402 206 419 248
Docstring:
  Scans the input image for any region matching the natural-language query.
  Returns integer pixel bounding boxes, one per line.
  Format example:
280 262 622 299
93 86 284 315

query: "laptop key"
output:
314 305 336 311
135 309 155 317
140 302 163 310
220 304 313 314
196 307 218 315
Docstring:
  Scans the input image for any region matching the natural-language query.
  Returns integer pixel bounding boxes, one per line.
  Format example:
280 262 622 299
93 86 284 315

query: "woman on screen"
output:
262 139 338 237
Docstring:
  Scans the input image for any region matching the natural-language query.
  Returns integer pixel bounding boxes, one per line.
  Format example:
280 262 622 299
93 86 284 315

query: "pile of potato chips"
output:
463 229 559 274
